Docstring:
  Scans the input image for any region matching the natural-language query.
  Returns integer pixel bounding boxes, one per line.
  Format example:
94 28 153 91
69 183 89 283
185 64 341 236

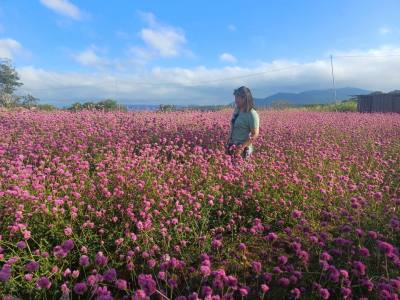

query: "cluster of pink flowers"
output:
0 110 399 299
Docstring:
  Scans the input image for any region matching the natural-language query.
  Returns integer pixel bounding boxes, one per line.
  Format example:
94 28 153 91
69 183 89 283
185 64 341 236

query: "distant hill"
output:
254 87 371 107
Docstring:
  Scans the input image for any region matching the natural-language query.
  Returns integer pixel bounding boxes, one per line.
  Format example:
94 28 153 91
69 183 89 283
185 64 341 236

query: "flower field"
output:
0 110 399 300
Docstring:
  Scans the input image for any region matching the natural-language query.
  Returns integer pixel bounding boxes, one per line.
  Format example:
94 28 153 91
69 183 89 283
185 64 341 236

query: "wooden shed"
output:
356 91 400 113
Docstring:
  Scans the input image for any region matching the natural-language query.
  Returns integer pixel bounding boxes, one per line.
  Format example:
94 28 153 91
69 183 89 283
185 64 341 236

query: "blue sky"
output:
1 0 400 105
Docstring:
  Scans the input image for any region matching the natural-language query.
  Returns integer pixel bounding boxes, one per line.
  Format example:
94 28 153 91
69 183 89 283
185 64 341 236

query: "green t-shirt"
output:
229 108 260 149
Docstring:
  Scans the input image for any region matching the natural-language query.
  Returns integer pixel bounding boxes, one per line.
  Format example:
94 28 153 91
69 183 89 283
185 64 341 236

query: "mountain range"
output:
254 87 371 107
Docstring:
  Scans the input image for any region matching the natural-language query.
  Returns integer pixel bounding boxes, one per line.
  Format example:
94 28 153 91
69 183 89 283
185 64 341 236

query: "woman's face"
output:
235 95 245 109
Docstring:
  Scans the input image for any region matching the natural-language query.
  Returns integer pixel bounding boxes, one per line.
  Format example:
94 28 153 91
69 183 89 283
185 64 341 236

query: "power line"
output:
330 54 337 104
17 53 400 92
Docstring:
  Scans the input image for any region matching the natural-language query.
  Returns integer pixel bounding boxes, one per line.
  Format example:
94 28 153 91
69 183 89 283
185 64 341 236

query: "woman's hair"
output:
233 86 255 112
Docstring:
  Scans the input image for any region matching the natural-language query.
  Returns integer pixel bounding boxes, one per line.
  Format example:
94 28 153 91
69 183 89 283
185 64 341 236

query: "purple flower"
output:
319 288 330 299
292 209 302 218
73 282 87 295
352 261 366 277
53 245 67 258
133 289 147 300
266 232 278 241
95 252 108 266
278 277 290 286
61 239 74 251
341 287 352 298
252 261 262 273
201 285 212 296
0 269 11 282
361 279 374 291
200 265 211 277
290 288 301 299
261 284 269 293
16 241 27 249
359 247 370 257
263 272 272 282
239 287 248 296
103 268 117 282
37 276 51 289
116 279 127 290
25 261 40 272
378 241 394 255
138 274 156 296
79 255 90 266
278 256 288 265
328 266 340 283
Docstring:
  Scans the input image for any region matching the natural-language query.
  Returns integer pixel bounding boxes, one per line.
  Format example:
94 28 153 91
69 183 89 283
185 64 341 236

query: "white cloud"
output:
379 27 392 35
0 38 22 59
130 12 188 63
220 53 237 63
17 45 400 105
228 24 236 32
73 46 109 68
140 28 186 57
40 0 82 20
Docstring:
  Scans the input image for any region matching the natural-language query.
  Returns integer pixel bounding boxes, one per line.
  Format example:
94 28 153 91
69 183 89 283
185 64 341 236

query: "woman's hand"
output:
234 144 244 156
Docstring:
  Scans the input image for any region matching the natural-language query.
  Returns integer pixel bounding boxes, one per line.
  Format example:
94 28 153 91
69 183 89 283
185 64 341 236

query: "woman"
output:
226 86 260 159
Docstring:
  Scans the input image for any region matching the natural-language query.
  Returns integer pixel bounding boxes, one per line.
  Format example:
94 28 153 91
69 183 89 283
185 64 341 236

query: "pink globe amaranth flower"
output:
211 239 222 248
71 270 79 278
64 227 73 236
25 261 40 272
87 274 97 286
261 284 269 293
278 255 288 265
61 283 70 294
359 247 370 257
239 287 248 296
116 279 127 290
378 241 395 255
138 273 156 296
158 271 166 280
368 231 378 239
292 209 302 219
320 251 332 261
266 232 278 241
200 265 211 277
133 289 148 300
319 288 330 299
61 239 74 251
79 255 90 266
352 261 366 277
95 251 108 266
16 241 27 249
252 261 262 273
37 276 51 289
278 277 290 286
361 279 374 291
103 268 117 282
226 275 237 287
53 245 67 258
340 269 349 278
290 288 301 299
341 287 352 298
73 282 87 295
328 266 340 283
24 273 33 281
238 243 246 251
201 285 212 296
0 269 11 282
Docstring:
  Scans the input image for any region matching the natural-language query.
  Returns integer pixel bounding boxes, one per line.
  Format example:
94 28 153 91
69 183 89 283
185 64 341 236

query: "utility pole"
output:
330 55 337 104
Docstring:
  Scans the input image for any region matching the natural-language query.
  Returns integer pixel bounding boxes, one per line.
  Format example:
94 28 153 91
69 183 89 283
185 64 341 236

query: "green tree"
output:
21 94 39 108
0 59 23 95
